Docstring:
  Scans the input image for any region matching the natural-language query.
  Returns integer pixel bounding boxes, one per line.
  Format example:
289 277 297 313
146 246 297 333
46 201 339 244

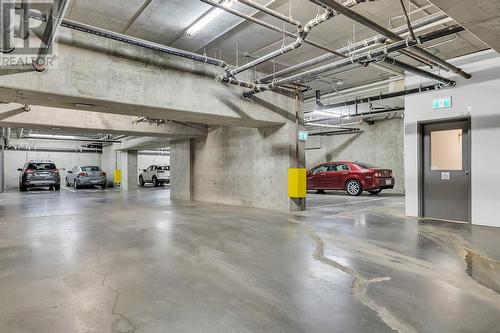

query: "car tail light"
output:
100 172 106 176
26 169 34 174
375 172 381 177
79 172 88 177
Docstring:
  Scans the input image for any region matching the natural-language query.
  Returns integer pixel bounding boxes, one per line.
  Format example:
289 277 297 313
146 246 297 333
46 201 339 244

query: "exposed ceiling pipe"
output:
32 0 71 72
19 135 122 143
0 0 15 53
238 0 302 28
240 26 459 97
199 0 345 59
6 146 103 154
309 128 362 136
316 84 442 110
310 0 472 79
340 107 404 119
306 76 403 101
19 0 31 40
56 19 232 77
398 0 416 41
228 7 335 77
257 12 450 83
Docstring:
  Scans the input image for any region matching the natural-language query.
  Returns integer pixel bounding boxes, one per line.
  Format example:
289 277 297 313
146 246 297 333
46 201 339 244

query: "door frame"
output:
417 116 472 222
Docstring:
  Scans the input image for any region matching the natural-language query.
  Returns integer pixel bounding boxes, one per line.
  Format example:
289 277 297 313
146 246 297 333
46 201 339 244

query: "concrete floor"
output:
0 188 499 333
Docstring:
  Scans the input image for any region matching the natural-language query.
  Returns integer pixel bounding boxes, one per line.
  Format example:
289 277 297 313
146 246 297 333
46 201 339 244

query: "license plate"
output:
386 180 392 185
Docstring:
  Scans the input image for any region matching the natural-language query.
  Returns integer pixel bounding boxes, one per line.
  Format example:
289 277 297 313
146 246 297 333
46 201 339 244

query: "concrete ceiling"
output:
66 0 492 98
428 0 500 54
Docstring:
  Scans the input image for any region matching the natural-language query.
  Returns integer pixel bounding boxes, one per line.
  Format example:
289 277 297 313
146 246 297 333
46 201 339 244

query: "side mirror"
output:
67 171 73 174
17 168 22 172
143 169 147 172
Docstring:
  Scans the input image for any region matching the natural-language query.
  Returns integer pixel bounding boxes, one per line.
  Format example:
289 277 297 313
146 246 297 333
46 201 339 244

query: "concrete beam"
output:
0 26 295 128
0 104 207 138
429 0 500 53
115 136 173 151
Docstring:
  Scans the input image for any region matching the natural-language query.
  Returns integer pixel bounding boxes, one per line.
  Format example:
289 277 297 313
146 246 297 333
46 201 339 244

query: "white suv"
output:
139 165 170 187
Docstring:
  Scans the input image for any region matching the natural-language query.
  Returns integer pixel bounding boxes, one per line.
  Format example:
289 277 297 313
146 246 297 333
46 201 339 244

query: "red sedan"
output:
307 161 395 196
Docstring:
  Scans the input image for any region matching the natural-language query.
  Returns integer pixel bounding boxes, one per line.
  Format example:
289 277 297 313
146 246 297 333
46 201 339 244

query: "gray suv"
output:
18 160 61 191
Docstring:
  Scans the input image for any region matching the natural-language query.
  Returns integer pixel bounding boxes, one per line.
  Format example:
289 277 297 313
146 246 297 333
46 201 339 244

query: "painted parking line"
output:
62 186 76 193
311 197 393 208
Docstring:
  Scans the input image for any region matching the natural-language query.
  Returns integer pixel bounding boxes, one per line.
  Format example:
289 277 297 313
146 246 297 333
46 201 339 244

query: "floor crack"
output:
290 218 416 333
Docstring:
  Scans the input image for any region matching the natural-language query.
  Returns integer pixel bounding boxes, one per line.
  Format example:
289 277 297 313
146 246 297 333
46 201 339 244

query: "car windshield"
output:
157 166 170 171
28 163 57 170
354 162 378 169
81 166 100 172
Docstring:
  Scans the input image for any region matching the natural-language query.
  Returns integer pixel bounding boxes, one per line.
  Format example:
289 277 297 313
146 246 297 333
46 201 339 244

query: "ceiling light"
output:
186 0 237 38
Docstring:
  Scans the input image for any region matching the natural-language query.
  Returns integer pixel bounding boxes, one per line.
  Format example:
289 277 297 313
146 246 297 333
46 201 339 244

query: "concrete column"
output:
101 145 118 187
120 150 138 190
170 139 192 201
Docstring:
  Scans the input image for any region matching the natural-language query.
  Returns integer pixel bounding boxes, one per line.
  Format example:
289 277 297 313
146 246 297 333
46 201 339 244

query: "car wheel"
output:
55 185 61 191
49 185 54 191
74 180 79 189
316 189 325 194
346 180 362 196
139 176 145 187
20 183 27 192
152 177 159 188
369 189 382 195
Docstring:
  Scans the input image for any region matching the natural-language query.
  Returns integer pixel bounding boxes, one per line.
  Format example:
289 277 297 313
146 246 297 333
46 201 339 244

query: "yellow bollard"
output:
288 168 307 198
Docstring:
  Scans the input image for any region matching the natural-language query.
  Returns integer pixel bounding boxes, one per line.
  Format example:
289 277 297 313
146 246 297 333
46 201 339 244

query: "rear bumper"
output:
373 177 395 190
25 180 60 187
77 178 106 186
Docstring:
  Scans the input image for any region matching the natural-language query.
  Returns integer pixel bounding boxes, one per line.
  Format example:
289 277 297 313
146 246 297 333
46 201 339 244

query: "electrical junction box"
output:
288 168 307 198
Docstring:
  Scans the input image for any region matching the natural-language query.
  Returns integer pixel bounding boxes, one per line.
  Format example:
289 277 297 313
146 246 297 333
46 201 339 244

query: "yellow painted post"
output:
288 168 307 198
114 169 122 188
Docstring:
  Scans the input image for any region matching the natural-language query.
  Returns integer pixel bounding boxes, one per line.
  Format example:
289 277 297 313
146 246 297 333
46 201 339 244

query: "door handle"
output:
320 173 326 176
463 171 470 176
342 172 349 175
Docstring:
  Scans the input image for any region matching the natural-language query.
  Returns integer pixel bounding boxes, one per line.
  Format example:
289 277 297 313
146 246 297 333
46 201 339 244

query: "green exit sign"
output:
433 96 452 109
298 131 309 142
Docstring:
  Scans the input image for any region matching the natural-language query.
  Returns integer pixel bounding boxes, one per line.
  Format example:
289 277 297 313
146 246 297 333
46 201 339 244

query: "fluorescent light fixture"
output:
186 0 237 38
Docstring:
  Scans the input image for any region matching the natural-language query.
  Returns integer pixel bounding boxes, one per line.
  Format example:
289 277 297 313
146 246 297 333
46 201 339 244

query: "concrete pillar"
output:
101 145 118 187
120 150 138 190
170 139 192 201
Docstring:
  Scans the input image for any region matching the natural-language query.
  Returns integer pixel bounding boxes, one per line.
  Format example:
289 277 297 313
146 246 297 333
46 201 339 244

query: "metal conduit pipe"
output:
19 0 31 40
238 0 302 28
58 19 231 74
32 0 71 71
229 8 334 77
310 0 472 79
257 12 449 83
316 84 444 110
199 0 345 58
0 0 15 53
241 27 459 97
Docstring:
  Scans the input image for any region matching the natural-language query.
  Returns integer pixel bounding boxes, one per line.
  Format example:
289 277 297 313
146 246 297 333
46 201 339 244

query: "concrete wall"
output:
170 140 192 201
405 50 500 227
306 118 405 194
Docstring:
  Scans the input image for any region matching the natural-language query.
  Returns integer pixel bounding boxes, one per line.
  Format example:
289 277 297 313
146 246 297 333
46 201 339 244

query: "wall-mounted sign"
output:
433 96 452 109
298 131 309 142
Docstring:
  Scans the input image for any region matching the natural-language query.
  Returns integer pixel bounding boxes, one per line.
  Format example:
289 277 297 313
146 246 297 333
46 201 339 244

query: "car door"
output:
145 166 154 182
324 163 350 189
67 166 76 184
307 164 330 189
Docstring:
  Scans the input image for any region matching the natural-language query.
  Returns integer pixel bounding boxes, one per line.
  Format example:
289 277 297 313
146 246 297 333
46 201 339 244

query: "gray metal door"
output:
422 119 471 222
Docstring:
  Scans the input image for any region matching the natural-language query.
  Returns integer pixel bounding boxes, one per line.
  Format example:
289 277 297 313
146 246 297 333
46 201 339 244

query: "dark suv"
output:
18 161 61 191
